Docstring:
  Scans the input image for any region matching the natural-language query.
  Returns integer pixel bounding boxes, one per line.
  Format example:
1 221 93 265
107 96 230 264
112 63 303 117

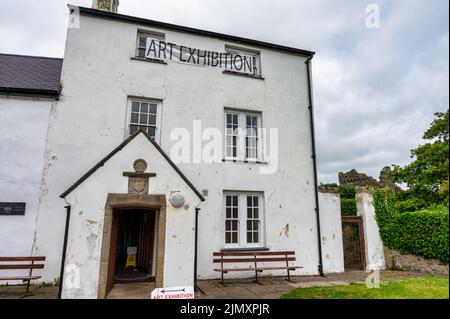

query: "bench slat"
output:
0 256 46 262
0 264 45 270
0 276 41 281
213 257 295 263
213 251 295 256
214 266 302 272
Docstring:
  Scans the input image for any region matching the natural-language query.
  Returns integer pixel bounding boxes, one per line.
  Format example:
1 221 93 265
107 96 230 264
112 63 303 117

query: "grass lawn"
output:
281 276 449 299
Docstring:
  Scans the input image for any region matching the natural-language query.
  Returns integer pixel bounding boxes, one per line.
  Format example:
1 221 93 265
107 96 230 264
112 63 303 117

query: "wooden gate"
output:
342 216 366 270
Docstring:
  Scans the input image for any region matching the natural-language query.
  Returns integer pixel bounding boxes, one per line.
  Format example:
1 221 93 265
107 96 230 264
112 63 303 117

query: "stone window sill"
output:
221 247 270 252
222 159 268 165
223 70 264 80
130 57 167 65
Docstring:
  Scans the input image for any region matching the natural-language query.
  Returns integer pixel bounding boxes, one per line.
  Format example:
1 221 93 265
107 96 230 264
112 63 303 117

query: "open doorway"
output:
106 209 157 294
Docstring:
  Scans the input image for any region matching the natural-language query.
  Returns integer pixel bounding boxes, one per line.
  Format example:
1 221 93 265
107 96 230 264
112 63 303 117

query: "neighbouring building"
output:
1 1 345 299
0 54 62 282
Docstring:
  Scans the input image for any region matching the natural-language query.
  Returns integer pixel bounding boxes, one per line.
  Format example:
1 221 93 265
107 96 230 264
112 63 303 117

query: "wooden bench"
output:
213 251 302 285
0 256 46 295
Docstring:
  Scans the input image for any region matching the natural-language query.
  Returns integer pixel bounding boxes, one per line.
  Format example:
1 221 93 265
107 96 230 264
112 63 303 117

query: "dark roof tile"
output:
0 54 63 95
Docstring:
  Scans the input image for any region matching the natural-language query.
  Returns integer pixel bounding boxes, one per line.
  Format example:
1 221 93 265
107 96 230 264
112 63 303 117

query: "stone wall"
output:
384 247 449 276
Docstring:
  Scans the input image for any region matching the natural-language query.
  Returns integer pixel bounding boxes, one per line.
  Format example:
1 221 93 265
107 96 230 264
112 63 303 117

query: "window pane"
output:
253 208 259 219
233 196 238 206
148 114 157 125
253 232 259 243
130 112 139 123
140 103 149 113
247 196 252 207
129 125 138 135
131 101 140 112
232 208 238 219
254 196 259 207
139 35 146 47
147 126 156 138
139 114 148 124
138 48 146 58
225 220 231 231
231 232 238 243
247 232 252 243
149 103 157 114
226 207 231 218
225 232 231 244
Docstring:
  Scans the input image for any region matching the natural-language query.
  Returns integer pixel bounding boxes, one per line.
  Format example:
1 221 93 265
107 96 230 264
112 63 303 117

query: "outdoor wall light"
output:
170 192 185 208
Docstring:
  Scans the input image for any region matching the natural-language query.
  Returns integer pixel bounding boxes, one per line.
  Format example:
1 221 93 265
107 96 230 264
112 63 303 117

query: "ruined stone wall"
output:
384 247 449 276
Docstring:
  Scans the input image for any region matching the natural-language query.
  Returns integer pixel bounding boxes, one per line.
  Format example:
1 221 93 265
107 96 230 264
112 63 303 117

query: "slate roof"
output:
0 53 63 97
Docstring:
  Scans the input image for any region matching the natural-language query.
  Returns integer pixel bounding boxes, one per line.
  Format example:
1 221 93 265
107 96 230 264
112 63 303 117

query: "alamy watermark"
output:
168 120 279 174
366 4 380 29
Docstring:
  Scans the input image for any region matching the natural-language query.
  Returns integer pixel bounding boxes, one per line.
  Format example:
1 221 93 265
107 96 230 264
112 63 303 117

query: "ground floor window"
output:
223 191 264 249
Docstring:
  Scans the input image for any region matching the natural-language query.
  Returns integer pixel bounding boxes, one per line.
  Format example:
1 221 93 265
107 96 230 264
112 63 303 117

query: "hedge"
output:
341 198 357 216
372 188 449 264
339 186 356 199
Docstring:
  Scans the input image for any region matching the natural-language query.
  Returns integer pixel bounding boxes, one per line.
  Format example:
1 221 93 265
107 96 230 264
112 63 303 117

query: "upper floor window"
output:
127 98 162 142
135 30 165 60
225 45 261 76
224 192 264 249
225 110 262 161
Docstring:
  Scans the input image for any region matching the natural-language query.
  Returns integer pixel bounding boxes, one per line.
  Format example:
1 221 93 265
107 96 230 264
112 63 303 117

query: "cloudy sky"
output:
1 0 448 183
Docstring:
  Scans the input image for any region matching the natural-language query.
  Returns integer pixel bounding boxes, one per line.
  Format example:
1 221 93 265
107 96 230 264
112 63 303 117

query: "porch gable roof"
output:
60 129 205 201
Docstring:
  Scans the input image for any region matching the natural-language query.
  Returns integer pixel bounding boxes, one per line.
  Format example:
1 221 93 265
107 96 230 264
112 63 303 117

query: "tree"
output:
391 109 449 207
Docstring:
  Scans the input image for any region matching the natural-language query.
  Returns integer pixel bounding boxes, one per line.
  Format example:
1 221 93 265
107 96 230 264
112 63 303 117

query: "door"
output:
342 216 366 270
106 213 119 295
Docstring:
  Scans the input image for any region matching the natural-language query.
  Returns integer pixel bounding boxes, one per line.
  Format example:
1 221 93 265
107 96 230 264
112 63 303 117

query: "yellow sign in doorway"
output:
125 246 137 269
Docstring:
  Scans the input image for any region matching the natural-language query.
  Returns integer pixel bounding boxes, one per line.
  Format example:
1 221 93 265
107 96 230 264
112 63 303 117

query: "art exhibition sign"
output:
146 37 257 75
151 286 195 299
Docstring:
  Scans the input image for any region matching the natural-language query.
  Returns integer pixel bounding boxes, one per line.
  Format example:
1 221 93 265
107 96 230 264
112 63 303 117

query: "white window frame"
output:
224 110 262 162
135 29 166 60
225 45 262 76
223 191 265 249
125 97 162 143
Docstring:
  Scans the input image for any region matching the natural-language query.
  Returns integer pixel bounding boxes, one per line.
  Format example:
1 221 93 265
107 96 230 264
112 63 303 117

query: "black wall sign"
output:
0 202 26 215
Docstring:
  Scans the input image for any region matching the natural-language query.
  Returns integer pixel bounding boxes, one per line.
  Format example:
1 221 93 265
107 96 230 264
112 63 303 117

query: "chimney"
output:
92 0 119 13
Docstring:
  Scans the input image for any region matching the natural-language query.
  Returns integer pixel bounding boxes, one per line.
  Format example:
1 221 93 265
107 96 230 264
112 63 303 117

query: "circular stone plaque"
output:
133 159 148 173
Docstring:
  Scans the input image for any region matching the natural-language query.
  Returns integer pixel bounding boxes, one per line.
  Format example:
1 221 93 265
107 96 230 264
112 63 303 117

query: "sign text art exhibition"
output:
146 37 258 75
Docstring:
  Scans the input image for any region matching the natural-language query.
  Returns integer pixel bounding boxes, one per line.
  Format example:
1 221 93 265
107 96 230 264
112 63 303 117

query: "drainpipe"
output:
193 207 204 293
57 205 71 299
305 56 325 277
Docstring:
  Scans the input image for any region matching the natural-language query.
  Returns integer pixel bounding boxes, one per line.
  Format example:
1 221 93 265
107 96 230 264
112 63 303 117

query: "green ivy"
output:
341 198 357 216
372 188 449 264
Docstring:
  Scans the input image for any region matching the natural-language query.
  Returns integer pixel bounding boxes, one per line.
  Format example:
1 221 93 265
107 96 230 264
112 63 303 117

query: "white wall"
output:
62 133 201 298
33 11 321 284
356 190 385 271
319 191 345 273
0 95 51 282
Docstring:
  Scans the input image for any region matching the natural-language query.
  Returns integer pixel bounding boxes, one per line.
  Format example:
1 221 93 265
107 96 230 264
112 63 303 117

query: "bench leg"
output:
254 270 263 285
220 271 226 286
285 269 294 283
25 279 31 294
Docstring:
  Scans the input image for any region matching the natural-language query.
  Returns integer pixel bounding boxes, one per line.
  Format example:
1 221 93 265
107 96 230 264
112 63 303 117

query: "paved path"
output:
0 270 431 299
